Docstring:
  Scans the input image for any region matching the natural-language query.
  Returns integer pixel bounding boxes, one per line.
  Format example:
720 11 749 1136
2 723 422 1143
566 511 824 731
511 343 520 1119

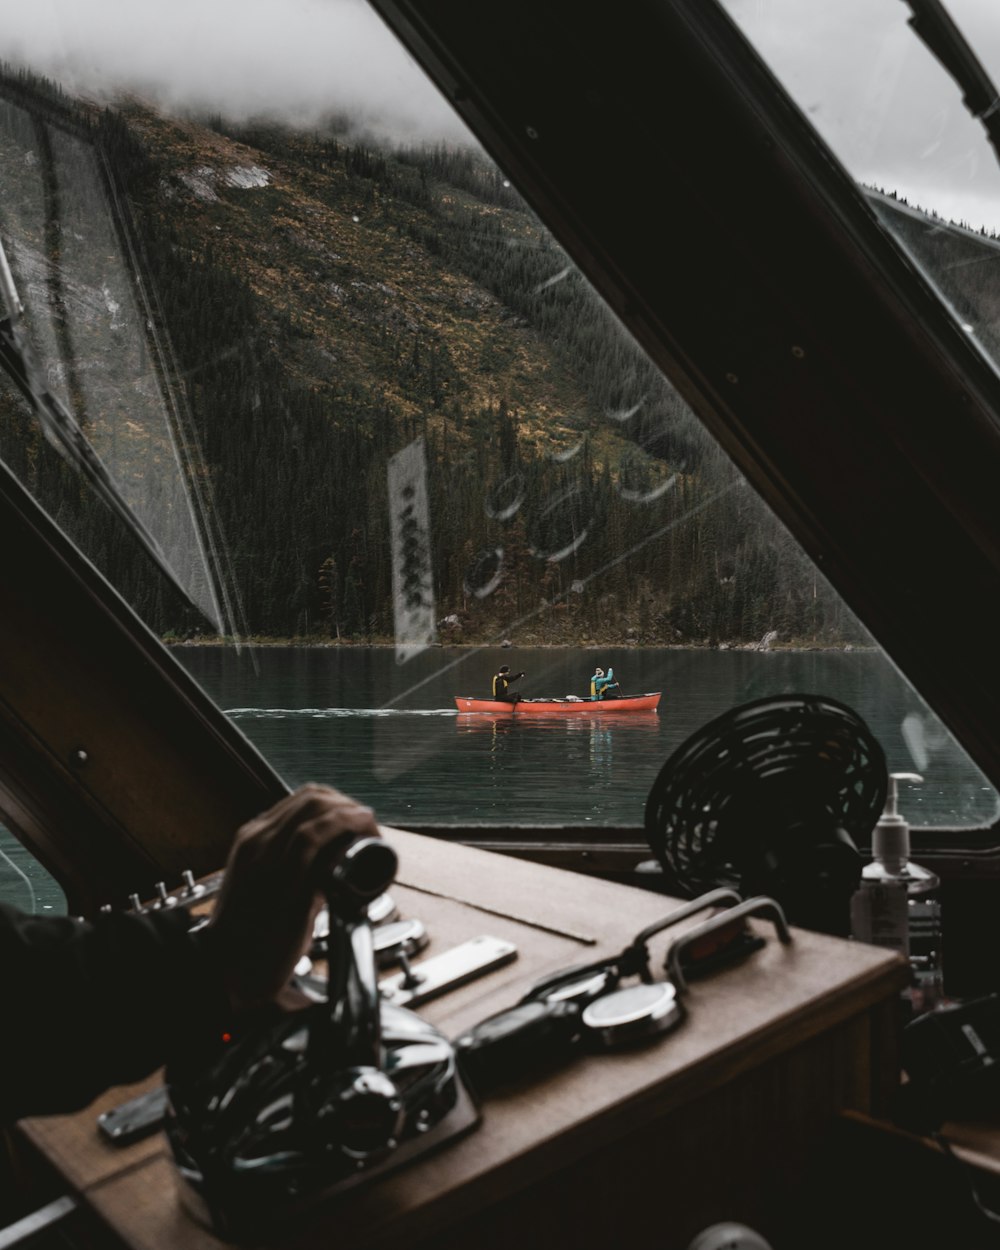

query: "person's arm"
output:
0 784 377 1122
0 902 220 1120
200 784 380 1013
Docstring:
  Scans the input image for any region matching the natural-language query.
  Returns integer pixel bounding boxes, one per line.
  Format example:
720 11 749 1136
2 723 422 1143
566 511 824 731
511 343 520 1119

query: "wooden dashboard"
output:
16 829 906 1249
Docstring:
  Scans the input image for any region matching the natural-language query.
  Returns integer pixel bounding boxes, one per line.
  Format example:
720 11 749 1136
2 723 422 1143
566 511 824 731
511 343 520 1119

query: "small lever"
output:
666 896 792 993
154 882 177 908
182 869 204 898
397 946 424 991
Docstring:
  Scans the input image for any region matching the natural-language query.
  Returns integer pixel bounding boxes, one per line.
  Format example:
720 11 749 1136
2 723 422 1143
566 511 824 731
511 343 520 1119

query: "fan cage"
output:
644 694 887 900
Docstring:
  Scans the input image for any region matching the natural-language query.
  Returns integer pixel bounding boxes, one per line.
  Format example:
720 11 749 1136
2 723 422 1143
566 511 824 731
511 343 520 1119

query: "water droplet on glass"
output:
527 486 593 561
484 473 525 521
464 548 504 599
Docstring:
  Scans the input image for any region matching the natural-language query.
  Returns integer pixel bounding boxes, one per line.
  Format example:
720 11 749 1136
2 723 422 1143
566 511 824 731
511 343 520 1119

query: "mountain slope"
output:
0 71 869 648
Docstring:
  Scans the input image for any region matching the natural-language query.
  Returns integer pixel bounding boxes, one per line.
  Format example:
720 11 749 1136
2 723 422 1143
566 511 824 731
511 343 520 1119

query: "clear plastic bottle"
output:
850 771 943 1017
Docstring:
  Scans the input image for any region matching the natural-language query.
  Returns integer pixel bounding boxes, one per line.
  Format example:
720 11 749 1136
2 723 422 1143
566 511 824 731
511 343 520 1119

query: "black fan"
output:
644 694 888 936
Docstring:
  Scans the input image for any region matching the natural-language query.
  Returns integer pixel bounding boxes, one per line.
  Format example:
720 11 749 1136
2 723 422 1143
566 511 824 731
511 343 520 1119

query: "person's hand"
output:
202 784 381 1013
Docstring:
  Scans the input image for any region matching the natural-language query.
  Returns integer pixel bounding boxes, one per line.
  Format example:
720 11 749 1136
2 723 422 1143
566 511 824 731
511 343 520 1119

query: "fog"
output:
9 0 1000 229
4 0 472 146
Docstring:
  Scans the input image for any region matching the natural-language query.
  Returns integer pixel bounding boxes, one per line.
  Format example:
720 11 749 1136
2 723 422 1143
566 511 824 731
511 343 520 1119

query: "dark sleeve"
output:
0 903 229 1123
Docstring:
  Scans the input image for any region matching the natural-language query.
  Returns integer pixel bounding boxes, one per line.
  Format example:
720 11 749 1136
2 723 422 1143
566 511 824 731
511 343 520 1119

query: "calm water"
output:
3 646 996 912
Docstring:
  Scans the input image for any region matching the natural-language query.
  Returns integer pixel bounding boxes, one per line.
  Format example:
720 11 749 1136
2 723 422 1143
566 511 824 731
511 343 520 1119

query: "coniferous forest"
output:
6 65 976 650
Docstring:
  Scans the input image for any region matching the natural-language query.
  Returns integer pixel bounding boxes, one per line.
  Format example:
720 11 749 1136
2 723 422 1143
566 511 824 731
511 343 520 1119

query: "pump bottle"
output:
850 771 943 1016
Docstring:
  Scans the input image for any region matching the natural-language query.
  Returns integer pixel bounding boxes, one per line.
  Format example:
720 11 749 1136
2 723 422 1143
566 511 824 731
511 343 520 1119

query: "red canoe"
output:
454 693 661 714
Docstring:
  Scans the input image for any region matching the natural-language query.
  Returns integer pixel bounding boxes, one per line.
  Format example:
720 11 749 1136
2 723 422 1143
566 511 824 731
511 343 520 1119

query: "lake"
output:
3 645 996 912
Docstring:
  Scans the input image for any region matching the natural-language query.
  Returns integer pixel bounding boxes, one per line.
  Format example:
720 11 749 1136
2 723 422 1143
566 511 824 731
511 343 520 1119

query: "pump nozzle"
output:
884 771 923 819
873 772 924 863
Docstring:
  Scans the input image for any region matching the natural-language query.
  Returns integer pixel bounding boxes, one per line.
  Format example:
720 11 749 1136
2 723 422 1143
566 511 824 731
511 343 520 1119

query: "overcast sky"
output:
8 0 1000 231
4 0 472 146
723 0 1000 232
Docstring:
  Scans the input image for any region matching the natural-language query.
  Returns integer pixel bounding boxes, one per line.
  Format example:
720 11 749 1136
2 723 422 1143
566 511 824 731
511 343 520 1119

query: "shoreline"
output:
165 636 877 653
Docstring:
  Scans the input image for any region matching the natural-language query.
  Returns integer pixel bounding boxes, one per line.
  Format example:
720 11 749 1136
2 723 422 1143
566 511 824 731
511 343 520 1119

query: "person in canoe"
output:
492 664 525 702
590 665 622 700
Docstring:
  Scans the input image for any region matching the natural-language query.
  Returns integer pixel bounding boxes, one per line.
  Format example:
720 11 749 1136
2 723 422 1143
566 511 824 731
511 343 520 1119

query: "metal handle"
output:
631 887 743 948
666 896 792 993
321 837 398 1069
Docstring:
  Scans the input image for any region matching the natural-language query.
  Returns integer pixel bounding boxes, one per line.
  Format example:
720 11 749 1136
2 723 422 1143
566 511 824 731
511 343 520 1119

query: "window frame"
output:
2 0 1000 918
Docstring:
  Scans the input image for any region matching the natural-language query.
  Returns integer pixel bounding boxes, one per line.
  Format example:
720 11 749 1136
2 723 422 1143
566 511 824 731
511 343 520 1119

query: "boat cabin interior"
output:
5 1 1000 1247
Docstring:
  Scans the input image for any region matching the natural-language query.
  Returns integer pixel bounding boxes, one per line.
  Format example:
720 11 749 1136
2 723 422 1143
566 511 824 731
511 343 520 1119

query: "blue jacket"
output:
590 667 615 700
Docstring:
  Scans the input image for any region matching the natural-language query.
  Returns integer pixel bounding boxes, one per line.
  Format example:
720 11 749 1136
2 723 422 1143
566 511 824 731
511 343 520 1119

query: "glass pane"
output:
0 825 66 914
0 97 227 634
0 0 994 859
718 1 1000 388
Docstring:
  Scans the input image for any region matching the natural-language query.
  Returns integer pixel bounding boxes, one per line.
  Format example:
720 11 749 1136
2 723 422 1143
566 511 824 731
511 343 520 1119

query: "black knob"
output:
328 837 398 907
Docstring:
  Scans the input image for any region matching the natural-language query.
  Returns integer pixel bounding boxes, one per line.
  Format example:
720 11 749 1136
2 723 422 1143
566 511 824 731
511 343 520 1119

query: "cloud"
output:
723 0 1000 232
15 0 1000 226
6 0 473 145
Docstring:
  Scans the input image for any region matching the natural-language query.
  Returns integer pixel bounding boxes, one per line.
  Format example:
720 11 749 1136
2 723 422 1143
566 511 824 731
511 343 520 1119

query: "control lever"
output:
181 869 205 899
396 947 424 992
303 835 407 1163
165 831 481 1241
317 835 399 1073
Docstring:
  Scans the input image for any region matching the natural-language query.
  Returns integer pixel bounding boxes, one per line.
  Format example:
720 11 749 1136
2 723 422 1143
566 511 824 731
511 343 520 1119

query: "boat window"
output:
0 0 996 914
717 0 1000 388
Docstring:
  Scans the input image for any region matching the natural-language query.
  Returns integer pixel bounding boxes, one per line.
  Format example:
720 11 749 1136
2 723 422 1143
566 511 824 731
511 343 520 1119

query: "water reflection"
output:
455 710 661 731
456 710 661 781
